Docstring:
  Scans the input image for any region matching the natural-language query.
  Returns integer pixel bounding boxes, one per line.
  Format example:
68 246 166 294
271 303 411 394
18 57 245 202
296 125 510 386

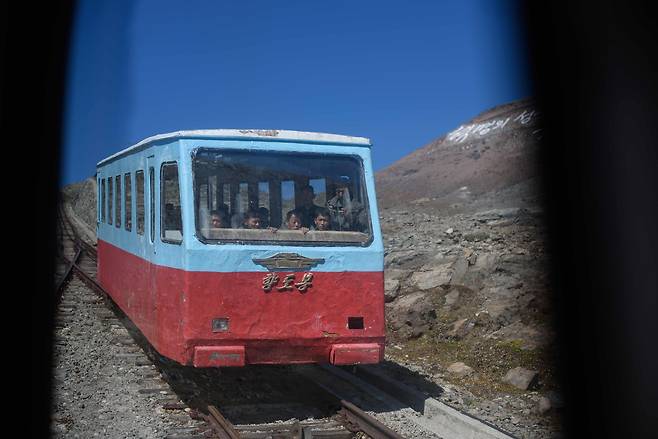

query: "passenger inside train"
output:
311 208 332 231
242 209 262 229
296 184 323 228
285 209 310 233
241 209 278 233
327 181 368 232
258 207 271 228
209 209 229 228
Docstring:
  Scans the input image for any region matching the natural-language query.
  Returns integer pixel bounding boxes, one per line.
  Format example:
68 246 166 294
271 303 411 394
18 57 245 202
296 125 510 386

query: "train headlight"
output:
212 317 229 332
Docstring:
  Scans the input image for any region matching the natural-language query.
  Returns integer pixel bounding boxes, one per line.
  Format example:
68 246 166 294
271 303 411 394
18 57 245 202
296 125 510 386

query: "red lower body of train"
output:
97 240 385 367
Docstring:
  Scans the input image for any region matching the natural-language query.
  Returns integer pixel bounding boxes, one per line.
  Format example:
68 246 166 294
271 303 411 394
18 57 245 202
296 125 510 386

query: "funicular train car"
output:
96 130 384 367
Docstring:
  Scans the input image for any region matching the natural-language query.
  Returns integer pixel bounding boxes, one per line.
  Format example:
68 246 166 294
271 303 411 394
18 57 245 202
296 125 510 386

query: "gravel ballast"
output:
50 278 202 438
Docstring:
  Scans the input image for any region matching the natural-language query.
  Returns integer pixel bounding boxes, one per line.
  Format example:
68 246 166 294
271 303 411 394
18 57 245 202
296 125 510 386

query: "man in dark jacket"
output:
326 181 368 232
296 184 323 228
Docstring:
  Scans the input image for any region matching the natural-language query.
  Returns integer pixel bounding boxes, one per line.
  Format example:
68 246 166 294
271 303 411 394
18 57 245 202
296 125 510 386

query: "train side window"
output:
100 178 106 223
108 177 113 225
115 175 121 228
149 167 155 243
161 162 183 243
124 173 132 232
97 178 100 223
136 170 145 235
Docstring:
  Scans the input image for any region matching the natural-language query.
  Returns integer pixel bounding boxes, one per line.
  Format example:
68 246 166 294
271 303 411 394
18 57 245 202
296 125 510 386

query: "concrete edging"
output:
320 364 515 439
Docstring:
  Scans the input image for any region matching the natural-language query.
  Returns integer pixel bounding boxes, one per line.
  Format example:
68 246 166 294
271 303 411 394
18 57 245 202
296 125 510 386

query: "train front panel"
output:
178 139 385 366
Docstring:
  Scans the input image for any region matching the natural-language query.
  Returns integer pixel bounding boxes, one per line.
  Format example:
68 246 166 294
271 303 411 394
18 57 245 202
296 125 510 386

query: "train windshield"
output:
192 148 372 245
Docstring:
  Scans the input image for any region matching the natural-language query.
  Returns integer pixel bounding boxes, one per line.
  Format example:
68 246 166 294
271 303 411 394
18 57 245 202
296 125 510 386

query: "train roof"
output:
97 129 372 167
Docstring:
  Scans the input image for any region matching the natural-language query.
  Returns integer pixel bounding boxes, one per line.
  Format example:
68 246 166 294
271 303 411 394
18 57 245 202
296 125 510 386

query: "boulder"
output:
537 396 552 414
473 208 521 223
447 362 474 377
410 264 452 290
444 289 460 307
534 391 564 415
463 231 489 242
448 257 469 286
385 250 423 268
473 252 498 271
386 291 437 339
385 268 410 281
502 367 538 390
384 278 400 303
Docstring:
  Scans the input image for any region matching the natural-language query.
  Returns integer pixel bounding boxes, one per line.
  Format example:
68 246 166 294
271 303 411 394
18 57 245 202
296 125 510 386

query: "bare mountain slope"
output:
376 98 541 213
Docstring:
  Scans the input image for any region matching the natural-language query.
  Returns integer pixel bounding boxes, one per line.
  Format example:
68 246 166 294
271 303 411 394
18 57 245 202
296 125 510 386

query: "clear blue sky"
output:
62 0 530 186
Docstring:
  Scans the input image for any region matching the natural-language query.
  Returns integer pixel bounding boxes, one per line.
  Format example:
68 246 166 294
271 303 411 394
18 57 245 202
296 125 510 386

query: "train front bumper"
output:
192 341 384 367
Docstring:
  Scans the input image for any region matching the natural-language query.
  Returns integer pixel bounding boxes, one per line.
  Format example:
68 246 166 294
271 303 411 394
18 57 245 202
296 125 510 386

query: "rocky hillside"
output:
375 98 549 347
376 98 542 214
377 99 559 436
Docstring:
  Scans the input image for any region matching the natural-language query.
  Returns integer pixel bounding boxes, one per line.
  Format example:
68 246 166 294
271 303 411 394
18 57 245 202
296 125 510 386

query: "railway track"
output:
199 399 403 439
54 206 81 299
54 206 99 300
53 206 411 439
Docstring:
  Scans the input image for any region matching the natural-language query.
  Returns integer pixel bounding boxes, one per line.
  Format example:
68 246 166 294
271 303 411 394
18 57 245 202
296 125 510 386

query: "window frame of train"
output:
107 176 113 225
191 148 373 247
136 170 145 235
100 178 106 223
115 174 121 229
149 166 155 244
124 172 132 232
160 161 183 244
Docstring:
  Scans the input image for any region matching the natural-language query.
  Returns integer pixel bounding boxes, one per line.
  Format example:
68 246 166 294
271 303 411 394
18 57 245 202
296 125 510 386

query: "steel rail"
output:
206 405 241 439
55 247 81 303
339 400 405 439
55 205 84 303
75 235 97 259
58 205 97 258
61 256 107 299
55 205 107 311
